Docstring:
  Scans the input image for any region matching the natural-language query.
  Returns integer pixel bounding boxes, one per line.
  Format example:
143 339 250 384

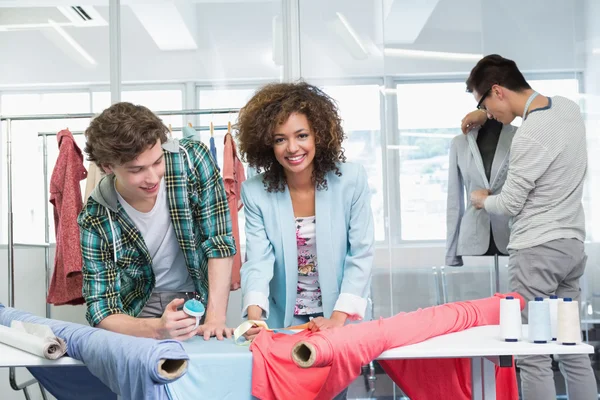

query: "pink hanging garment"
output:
223 133 246 290
48 129 88 305
250 293 524 400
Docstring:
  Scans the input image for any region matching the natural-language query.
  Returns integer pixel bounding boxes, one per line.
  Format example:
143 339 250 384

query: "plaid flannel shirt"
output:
78 138 236 326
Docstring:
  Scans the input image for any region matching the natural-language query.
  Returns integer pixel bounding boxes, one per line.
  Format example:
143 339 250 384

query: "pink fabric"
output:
223 133 246 289
250 293 524 400
48 129 87 305
380 357 518 400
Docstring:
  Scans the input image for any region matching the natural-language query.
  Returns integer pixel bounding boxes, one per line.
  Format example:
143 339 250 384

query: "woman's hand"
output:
461 109 488 134
242 324 265 341
243 305 265 340
308 311 348 332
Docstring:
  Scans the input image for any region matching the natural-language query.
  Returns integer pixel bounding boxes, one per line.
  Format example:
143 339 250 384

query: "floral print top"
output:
294 216 323 315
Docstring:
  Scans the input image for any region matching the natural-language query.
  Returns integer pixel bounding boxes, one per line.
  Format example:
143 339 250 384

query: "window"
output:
396 81 473 241
321 84 385 241
92 89 184 128
197 87 256 170
395 77 581 242
1 91 92 244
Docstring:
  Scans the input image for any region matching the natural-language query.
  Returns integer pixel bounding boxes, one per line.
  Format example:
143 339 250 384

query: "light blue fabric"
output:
0 303 189 400
166 336 254 400
241 162 375 328
209 136 219 171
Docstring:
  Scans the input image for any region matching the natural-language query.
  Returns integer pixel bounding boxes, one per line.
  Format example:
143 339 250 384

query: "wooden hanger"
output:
227 121 232 135
168 124 172 133
210 121 214 138
188 122 193 128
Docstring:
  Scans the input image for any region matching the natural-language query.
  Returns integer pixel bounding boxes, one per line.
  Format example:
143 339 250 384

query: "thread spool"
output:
557 298 582 345
545 295 559 341
528 297 551 344
500 296 522 342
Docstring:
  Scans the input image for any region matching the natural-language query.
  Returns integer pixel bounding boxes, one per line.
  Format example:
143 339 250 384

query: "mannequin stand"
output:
494 253 500 293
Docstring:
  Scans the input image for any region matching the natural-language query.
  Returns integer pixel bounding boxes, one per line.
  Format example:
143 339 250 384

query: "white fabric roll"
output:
0 321 67 359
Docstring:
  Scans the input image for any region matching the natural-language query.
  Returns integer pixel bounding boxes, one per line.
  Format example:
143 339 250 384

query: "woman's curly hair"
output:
236 81 346 192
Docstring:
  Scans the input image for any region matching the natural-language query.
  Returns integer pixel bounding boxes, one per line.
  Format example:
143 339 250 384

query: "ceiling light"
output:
330 12 368 60
384 48 482 61
48 19 97 65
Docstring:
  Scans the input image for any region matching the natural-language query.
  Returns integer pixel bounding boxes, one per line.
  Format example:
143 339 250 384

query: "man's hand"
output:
470 189 490 209
461 109 488 134
197 316 233 341
308 311 348 332
156 298 199 341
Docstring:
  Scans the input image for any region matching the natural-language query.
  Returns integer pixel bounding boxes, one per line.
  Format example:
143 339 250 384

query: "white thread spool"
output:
557 298 582 345
500 296 522 342
545 295 559 341
528 297 552 344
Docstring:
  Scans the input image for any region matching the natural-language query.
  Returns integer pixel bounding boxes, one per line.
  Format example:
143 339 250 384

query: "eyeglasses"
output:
476 87 492 110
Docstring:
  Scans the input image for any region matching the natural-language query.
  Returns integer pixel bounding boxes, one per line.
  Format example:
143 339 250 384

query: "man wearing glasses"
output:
460 54 595 400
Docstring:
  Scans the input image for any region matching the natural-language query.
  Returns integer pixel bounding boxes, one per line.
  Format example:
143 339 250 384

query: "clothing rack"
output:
1 107 239 399
36 125 231 137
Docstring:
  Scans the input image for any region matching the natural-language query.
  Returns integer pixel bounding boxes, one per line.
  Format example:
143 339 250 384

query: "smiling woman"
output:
235 84 375 390
236 82 346 193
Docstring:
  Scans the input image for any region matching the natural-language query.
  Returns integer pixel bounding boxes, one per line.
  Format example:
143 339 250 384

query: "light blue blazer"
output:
241 162 374 328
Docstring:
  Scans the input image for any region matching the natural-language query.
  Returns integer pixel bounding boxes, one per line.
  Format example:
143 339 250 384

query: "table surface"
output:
377 325 595 360
0 325 593 368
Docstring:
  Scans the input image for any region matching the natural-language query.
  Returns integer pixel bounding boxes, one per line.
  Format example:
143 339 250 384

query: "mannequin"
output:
445 119 517 267
476 119 505 257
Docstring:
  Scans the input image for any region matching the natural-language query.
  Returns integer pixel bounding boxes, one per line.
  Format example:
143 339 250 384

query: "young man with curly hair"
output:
236 82 375 348
79 102 236 341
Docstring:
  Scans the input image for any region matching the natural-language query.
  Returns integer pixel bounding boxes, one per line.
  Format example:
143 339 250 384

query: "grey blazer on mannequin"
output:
445 124 517 266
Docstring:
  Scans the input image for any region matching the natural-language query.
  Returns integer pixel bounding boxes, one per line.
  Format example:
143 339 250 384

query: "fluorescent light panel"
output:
384 48 482 61
336 12 368 55
48 19 97 65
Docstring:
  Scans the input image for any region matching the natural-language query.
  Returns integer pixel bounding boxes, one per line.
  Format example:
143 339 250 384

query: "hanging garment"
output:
48 129 87 305
446 123 517 266
223 133 246 289
84 163 104 203
210 136 219 170
249 293 523 400
0 304 189 400
182 126 202 141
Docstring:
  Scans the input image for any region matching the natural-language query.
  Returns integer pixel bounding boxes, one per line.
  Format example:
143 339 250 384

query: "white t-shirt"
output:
117 179 194 293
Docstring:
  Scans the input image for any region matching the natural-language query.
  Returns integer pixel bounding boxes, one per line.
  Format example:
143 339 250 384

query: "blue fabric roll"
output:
0 304 189 400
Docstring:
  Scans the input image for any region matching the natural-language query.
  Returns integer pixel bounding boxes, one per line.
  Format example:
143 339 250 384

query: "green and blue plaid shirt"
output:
78 138 236 326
